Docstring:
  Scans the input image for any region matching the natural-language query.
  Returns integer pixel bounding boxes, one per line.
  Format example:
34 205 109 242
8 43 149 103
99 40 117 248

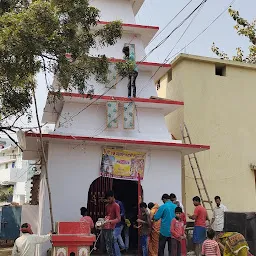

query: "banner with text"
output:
100 148 146 180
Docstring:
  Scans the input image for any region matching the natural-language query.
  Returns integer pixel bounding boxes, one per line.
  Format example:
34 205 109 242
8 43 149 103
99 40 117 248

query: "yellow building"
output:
158 53 256 214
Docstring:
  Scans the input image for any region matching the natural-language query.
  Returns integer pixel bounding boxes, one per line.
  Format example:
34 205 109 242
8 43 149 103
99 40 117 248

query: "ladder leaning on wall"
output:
181 123 214 213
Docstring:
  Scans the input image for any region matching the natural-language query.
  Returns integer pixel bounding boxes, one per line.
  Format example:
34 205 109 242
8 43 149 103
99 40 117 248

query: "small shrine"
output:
52 222 96 256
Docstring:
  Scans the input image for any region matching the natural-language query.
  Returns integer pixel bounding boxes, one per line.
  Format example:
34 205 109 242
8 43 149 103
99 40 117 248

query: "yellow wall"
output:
158 55 256 215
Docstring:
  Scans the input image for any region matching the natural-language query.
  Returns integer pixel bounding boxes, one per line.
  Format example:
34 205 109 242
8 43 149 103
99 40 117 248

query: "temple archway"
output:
87 177 143 252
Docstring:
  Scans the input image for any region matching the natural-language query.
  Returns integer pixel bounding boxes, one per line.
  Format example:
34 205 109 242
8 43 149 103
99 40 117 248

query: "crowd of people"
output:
92 191 235 256
12 191 252 256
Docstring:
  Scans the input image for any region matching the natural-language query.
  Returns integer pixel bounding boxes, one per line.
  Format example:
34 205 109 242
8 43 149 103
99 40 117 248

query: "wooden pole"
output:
32 89 54 232
138 173 141 256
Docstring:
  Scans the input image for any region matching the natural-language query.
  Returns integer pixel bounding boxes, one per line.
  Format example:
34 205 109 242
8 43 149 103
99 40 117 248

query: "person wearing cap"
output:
12 223 51 256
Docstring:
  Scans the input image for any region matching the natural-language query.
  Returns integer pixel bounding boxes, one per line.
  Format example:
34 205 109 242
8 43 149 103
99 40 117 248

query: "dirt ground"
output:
0 247 12 256
0 241 13 256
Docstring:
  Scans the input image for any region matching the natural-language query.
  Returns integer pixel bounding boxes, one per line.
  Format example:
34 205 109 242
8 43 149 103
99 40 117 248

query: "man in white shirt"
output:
170 193 184 211
12 223 51 256
211 196 228 233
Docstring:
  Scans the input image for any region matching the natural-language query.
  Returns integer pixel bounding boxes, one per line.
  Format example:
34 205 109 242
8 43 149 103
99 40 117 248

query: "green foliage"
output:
0 185 13 202
212 8 256 64
115 60 136 77
0 0 123 120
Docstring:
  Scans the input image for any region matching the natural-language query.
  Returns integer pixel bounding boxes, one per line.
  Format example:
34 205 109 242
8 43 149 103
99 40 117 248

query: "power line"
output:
87 2 211 138
58 0 209 127
166 0 237 62
40 0 238 152
138 2 207 95
164 1 205 63
148 0 194 45
141 0 208 62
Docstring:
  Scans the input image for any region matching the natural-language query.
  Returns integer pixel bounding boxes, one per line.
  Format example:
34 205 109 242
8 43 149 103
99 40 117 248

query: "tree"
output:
0 0 122 231
212 8 256 64
0 0 122 133
0 185 13 202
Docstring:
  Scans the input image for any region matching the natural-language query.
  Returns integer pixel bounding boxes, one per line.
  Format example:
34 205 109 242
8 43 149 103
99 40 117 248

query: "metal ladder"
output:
181 123 213 213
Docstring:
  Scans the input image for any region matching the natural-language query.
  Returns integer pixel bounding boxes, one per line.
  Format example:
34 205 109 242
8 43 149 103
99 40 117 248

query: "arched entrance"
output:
87 176 143 252
87 176 113 223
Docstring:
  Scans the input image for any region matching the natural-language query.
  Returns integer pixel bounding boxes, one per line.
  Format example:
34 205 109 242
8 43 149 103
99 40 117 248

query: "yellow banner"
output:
100 148 146 180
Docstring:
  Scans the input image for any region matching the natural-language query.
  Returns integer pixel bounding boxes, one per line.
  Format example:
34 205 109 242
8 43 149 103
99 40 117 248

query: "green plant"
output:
0 185 13 202
115 60 136 77
0 0 123 123
212 8 256 63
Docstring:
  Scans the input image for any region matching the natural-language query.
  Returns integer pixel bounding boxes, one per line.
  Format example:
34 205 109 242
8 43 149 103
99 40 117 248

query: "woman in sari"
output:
148 203 161 256
215 232 251 256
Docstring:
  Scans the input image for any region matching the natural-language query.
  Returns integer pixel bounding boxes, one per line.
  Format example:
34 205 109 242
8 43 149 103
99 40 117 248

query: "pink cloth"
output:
171 218 185 241
80 216 94 228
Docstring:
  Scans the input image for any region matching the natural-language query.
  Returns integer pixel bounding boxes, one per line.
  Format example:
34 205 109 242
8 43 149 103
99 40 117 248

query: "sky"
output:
10 0 256 131
139 0 255 62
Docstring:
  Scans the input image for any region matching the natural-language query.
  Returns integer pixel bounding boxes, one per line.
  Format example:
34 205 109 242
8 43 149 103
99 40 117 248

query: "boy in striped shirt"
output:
202 229 221 256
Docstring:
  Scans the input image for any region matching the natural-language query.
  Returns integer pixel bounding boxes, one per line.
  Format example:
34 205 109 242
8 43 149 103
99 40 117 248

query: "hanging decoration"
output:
123 102 135 129
100 148 146 180
106 101 118 128
106 63 118 89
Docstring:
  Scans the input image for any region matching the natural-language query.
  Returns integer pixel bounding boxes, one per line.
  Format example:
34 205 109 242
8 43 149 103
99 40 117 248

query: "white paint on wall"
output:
38 142 181 255
90 34 146 60
142 150 182 205
70 70 157 99
90 0 136 23
56 103 171 142
21 205 39 234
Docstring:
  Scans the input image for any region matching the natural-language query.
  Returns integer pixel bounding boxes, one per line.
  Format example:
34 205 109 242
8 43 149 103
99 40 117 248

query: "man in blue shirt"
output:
154 194 176 256
114 200 126 255
122 46 138 98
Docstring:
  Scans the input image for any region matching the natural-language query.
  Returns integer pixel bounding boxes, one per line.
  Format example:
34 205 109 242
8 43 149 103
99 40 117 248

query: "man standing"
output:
154 194 176 256
122 46 138 98
137 202 151 256
114 199 126 254
103 191 121 256
188 196 208 256
170 193 184 211
12 223 51 256
211 196 228 234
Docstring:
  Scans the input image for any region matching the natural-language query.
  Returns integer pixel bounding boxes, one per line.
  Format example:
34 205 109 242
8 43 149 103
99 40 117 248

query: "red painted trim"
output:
60 92 184 106
109 58 171 68
52 235 96 242
25 133 210 150
98 21 159 31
